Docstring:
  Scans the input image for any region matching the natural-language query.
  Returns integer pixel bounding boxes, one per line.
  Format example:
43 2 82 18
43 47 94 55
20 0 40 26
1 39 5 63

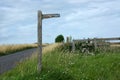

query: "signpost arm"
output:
38 10 42 72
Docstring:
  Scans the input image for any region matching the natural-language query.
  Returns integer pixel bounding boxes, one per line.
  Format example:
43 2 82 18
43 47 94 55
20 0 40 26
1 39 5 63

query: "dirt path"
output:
0 48 37 74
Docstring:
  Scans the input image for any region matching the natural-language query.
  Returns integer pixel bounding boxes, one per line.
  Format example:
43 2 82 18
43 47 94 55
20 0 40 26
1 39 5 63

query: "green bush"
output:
55 35 64 43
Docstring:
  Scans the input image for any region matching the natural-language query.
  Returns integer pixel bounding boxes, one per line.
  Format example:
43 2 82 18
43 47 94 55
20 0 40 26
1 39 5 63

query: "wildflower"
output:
36 77 38 80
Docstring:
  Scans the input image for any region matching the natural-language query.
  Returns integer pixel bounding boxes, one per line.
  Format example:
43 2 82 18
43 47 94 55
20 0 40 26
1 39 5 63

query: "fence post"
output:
94 38 97 50
72 40 75 52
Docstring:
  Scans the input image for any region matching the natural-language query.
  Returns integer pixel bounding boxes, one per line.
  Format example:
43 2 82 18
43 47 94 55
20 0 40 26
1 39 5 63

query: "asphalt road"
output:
0 48 37 74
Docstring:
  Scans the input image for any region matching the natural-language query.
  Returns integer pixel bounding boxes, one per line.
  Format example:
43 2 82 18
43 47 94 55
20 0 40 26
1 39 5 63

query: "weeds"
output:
0 43 120 80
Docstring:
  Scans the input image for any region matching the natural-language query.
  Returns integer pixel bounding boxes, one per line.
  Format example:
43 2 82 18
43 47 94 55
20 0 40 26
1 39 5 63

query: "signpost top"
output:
38 10 60 19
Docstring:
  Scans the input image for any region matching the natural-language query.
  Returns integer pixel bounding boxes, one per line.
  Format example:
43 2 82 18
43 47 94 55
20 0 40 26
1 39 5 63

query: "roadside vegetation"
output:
0 43 120 80
0 44 38 56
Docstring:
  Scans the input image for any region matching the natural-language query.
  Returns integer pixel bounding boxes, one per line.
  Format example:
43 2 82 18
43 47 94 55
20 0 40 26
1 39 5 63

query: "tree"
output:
55 34 64 43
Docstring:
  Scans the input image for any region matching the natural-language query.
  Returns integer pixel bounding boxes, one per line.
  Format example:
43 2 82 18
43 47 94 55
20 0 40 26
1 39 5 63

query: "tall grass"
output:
0 44 38 56
42 43 62 53
0 43 120 80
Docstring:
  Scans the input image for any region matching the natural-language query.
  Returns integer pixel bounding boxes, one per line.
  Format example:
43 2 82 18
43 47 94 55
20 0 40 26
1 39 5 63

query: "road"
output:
0 48 37 74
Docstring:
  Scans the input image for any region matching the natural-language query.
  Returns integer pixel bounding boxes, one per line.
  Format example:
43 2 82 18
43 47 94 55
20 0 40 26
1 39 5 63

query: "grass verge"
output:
0 43 120 80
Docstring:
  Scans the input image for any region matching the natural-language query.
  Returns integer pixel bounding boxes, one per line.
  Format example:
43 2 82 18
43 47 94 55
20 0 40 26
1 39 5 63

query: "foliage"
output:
94 46 120 54
0 45 120 80
60 42 95 53
55 34 64 43
76 42 95 52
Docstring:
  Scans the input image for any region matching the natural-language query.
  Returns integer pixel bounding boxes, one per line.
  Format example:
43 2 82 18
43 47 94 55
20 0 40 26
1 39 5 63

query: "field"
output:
0 44 38 56
0 43 120 80
110 43 120 47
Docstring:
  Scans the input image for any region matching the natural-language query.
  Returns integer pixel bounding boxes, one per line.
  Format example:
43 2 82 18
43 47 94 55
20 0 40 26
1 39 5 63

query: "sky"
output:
0 0 120 44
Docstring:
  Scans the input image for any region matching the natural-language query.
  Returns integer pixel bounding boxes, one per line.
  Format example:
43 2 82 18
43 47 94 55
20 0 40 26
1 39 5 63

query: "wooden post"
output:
94 38 97 50
72 40 75 52
38 10 42 72
37 10 60 73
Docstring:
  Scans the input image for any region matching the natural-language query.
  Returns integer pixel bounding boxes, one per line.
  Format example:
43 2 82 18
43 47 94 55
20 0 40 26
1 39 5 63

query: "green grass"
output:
0 47 120 80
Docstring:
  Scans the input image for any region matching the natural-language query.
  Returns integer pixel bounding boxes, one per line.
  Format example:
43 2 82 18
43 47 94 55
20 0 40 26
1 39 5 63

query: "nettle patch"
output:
60 42 95 54
75 42 95 53
60 41 115 55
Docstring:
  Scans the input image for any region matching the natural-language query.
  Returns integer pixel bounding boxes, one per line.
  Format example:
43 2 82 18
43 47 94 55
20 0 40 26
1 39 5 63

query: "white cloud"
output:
0 0 120 44
67 0 90 4
64 0 120 22
64 7 108 22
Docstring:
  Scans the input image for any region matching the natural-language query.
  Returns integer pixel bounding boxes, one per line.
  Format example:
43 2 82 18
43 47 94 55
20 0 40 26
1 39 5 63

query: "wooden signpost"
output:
37 10 60 72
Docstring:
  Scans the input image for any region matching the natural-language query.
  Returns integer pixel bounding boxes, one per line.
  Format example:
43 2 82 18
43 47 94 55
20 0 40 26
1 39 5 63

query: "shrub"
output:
55 35 64 43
